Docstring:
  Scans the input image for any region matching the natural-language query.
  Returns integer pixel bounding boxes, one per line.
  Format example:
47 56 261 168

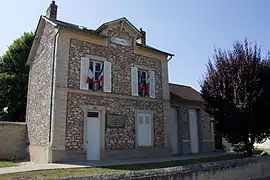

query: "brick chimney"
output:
140 28 146 45
46 1 58 19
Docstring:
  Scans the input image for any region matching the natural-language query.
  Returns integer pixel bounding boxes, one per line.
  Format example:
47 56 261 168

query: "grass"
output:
0 154 247 180
0 161 17 168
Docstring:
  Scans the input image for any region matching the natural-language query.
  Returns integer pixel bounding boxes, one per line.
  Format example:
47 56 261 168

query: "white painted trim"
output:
96 18 142 37
85 54 107 62
42 16 57 26
135 110 154 147
57 87 166 103
81 105 107 152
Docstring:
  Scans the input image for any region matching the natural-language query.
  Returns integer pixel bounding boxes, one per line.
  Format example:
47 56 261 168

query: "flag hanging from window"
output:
86 66 94 83
138 71 143 95
98 64 104 89
145 73 150 96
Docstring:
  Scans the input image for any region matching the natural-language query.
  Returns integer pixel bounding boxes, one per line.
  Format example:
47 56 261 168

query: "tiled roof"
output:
169 83 204 102
43 16 174 56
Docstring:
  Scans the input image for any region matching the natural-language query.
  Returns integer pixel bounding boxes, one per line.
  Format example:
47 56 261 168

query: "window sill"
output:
61 87 164 102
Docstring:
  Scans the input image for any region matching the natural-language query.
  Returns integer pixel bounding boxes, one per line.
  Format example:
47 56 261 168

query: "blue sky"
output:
1 0 270 91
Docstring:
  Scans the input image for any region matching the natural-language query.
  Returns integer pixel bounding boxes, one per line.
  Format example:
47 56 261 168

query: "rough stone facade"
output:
181 107 190 140
68 27 162 99
170 100 214 154
26 21 57 146
66 92 165 151
66 27 167 152
201 110 213 140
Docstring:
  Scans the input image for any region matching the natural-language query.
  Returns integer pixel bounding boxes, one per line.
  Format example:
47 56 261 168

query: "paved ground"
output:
0 152 235 174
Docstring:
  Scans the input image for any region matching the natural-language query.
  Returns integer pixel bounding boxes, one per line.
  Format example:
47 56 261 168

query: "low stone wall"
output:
0 121 28 160
56 156 270 180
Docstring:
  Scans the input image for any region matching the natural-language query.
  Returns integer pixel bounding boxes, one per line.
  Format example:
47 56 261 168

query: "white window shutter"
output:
80 57 89 90
103 61 112 93
131 67 138 96
149 71 156 98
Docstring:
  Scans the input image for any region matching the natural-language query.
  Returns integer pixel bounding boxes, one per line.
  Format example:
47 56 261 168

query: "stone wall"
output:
26 21 58 163
58 156 270 180
68 34 163 99
0 122 27 160
26 21 57 146
65 26 168 153
201 110 213 140
66 92 165 151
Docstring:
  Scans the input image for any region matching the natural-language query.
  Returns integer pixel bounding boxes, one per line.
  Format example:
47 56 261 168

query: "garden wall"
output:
58 156 270 180
0 121 28 160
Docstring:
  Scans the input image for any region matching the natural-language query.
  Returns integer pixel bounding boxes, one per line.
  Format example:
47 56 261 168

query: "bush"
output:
232 142 246 152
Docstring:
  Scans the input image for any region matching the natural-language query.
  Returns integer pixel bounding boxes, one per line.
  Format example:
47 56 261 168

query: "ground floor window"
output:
137 113 152 146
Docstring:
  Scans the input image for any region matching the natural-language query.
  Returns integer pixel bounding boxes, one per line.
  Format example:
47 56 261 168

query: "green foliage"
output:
200 39 270 156
232 142 246 153
0 32 34 122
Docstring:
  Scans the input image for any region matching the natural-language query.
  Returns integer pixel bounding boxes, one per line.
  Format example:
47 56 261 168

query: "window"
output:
137 114 152 146
131 67 155 98
87 112 99 118
80 57 112 92
87 60 104 91
138 69 149 97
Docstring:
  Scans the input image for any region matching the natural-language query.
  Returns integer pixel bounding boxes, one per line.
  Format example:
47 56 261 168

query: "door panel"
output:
138 114 152 146
87 117 100 160
188 109 199 153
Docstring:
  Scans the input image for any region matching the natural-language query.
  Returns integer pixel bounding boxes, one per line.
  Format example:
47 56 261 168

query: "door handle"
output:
86 140 88 143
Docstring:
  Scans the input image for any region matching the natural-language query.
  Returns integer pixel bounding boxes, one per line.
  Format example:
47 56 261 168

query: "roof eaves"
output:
26 16 44 65
96 17 142 37
42 16 108 38
136 43 174 56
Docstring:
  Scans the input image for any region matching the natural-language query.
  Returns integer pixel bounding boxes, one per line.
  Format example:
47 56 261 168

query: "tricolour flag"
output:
145 73 150 96
98 64 104 88
138 72 143 94
86 68 94 83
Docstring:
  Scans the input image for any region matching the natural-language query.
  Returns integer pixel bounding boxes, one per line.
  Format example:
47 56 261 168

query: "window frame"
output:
137 69 149 97
88 59 104 91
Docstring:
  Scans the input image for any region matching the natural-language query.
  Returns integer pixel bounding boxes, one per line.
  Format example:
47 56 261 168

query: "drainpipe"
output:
48 28 60 162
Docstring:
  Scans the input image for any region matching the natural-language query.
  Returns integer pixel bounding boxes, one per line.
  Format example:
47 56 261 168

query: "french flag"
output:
98 64 104 87
86 68 94 83
145 75 150 96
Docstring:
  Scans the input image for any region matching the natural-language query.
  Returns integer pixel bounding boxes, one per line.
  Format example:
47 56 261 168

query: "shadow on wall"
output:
0 121 29 161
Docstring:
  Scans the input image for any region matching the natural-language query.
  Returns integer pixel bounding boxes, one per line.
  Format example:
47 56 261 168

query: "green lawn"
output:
0 154 247 180
0 161 17 168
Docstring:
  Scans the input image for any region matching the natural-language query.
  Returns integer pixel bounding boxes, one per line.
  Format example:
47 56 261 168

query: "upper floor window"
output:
87 60 104 91
80 57 111 93
131 67 155 98
138 70 149 97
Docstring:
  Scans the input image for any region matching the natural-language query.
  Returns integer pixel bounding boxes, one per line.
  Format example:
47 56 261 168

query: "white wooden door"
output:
169 107 179 154
138 114 152 146
188 109 199 153
86 116 101 160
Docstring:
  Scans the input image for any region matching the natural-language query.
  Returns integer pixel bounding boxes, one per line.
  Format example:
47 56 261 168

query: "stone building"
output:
26 1 215 163
169 83 215 155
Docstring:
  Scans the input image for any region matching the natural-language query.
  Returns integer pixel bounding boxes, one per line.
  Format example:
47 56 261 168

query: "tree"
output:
200 39 270 156
0 32 34 122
